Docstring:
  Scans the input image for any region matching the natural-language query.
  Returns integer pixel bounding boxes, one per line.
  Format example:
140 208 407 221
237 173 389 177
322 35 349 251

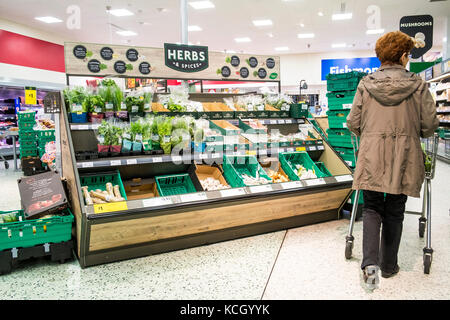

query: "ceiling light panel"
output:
297 33 315 39
366 29 385 35
332 13 352 20
252 19 273 26
189 1 215 9
235 37 251 43
116 30 138 36
108 9 134 16
34 16 62 23
188 25 202 31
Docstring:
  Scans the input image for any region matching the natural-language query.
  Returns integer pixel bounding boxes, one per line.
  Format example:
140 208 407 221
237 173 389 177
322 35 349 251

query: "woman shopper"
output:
346 31 439 289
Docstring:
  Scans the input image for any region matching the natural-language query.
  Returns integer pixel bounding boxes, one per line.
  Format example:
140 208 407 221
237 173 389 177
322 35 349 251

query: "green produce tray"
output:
327 91 356 110
279 151 327 181
315 162 332 177
333 146 357 167
79 170 127 203
326 72 366 92
35 129 55 140
0 208 74 251
238 119 267 134
327 110 350 129
438 128 450 139
327 128 357 148
290 104 309 118
17 121 35 132
209 120 242 136
155 173 197 196
222 155 272 188
17 111 36 122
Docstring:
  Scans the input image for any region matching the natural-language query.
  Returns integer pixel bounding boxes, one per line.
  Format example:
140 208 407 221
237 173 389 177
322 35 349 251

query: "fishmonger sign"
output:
321 57 381 80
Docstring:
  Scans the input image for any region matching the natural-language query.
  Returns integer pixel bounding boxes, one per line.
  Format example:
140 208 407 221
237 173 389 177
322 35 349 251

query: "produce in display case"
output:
60 41 354 268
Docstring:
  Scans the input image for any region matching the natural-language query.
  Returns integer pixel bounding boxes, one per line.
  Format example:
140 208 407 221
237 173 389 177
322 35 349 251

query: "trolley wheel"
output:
424 254 432 274
345 241 353 260
4 161 9 169
419 221 426 238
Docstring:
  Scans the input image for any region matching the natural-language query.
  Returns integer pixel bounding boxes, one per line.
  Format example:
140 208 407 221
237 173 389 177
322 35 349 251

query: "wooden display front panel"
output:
88 188 350 252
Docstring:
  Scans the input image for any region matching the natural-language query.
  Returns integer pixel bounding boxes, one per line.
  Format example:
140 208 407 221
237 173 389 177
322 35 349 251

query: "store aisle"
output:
262 160 450 300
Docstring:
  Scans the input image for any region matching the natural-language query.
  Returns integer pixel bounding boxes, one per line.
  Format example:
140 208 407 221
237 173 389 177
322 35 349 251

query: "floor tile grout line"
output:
260 229 288 300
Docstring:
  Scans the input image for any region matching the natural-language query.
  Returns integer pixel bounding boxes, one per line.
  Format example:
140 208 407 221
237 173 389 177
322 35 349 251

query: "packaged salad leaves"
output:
125 92 144 114
65 86 88 113
141 117 153 152
151 116 162 150
157 116 173 154
264 93 293 111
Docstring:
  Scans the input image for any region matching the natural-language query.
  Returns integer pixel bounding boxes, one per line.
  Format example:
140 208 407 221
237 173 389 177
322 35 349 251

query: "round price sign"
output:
87 59 101 73
100 47 114 60
221 66 231 78
126 48 139 62
73 45 87 59
114 61 127 74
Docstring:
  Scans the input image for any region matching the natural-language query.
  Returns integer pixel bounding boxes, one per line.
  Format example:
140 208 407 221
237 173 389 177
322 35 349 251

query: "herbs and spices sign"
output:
64 42 280 81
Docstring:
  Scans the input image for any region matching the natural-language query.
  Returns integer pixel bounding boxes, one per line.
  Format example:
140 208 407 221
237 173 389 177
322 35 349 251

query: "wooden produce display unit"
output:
60 100 354 268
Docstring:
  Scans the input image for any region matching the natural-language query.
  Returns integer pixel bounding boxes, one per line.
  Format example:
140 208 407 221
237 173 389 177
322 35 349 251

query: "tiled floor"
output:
0 159 449 300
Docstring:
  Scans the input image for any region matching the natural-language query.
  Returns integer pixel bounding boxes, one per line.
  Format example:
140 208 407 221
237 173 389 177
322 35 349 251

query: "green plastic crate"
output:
326 71 366 92
79 170 128 204
17 111 36 122
20 139 37 149
333 146 357 167
20 148 38 158
35 129 55 140
155 173 197 196
222 155 272 188
17 121 35 132
279 151 327 181
327 128 357 148
315 162 332 177
18 130 37 140
327 110 350 129
327 91 356 110
0 208 74 251
290 104 308 118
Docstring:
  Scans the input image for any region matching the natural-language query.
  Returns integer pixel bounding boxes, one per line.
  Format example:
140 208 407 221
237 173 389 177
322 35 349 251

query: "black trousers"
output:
361 190 408 273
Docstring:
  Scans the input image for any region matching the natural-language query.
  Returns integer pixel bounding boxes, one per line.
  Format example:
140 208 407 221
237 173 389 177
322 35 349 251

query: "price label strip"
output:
281 181 302 189
152 157 163 163
142 197 173 207
180 192 208 203
94 201 128 214
335 175 353 182
309 146 317 151
220 188 247 198
296 147 306 152
304 178 326 186
127 159 137 165
110 160 122 166
81 162 93 168
249 184 273 194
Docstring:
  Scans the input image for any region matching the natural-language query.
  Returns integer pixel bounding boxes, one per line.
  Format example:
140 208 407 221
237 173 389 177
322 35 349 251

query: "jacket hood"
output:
362 65 422 106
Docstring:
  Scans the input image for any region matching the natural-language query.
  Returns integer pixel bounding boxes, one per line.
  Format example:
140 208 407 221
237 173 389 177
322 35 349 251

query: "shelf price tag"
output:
110 160 122 166
309 146 317 151
296 147 306 152
152 157 163 163
81 162 93 168
249 184 273 193
343 104 352 109
277 120 285 124
335 175 353 182
304 178 326 186
270 120 278 124
342 123 348 128
220 188 246 198
94 201 128 214
77 125 89 130
199 153 208 159
259 149 267 156
180 192 208 203
281 181 302 189
285 120 292 124
287 148 294 152
25 87 37 105
127 159 137 165
317 145 325 150
143 197 173 207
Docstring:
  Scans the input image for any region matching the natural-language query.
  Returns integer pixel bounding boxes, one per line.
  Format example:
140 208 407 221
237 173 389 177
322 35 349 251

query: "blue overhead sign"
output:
321 57 381 80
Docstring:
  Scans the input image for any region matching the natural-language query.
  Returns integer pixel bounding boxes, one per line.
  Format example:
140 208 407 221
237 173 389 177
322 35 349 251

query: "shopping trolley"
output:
0 130 10 169
344 132 439 274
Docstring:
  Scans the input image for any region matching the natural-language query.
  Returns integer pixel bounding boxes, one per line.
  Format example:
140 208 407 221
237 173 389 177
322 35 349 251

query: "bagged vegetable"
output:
157 116 173 154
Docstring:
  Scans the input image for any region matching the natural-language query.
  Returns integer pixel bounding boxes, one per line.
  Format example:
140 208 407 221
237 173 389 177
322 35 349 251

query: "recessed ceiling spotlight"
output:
318 11 324 16
188 25 202 32
366 28 384 35
252 19 273 26
34 16 63 23
108 8 134 16
235 37 251 43
300 23 305 27
298 33 315 39
189 1 215 10
332 13 352 20
331 43 346 48
116 30 138 36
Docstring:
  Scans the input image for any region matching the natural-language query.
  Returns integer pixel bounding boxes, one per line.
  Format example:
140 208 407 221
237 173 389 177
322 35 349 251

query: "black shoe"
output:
363 265 379 290
381 265 400 278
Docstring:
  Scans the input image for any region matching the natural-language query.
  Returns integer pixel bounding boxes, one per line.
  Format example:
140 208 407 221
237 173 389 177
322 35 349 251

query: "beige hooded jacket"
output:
346 64 439 197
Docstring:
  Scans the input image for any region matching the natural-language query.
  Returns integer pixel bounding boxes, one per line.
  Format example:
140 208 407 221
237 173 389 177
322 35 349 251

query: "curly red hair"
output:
375 31 415 65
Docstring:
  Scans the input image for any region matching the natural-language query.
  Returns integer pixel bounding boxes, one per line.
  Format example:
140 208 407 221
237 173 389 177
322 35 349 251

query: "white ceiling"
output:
0 0 448 55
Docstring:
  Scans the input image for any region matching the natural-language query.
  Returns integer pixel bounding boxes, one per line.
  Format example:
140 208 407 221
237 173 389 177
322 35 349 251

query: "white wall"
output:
0 18 67 45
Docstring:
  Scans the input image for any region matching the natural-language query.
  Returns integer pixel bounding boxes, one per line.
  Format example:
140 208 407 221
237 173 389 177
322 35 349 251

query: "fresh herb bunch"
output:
65 87 88 112
130 121 144 141
113 87 124 112
167 98 187 112
101 79 118 88
84 94 105 113
125 95 144 113
157 116 173 154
